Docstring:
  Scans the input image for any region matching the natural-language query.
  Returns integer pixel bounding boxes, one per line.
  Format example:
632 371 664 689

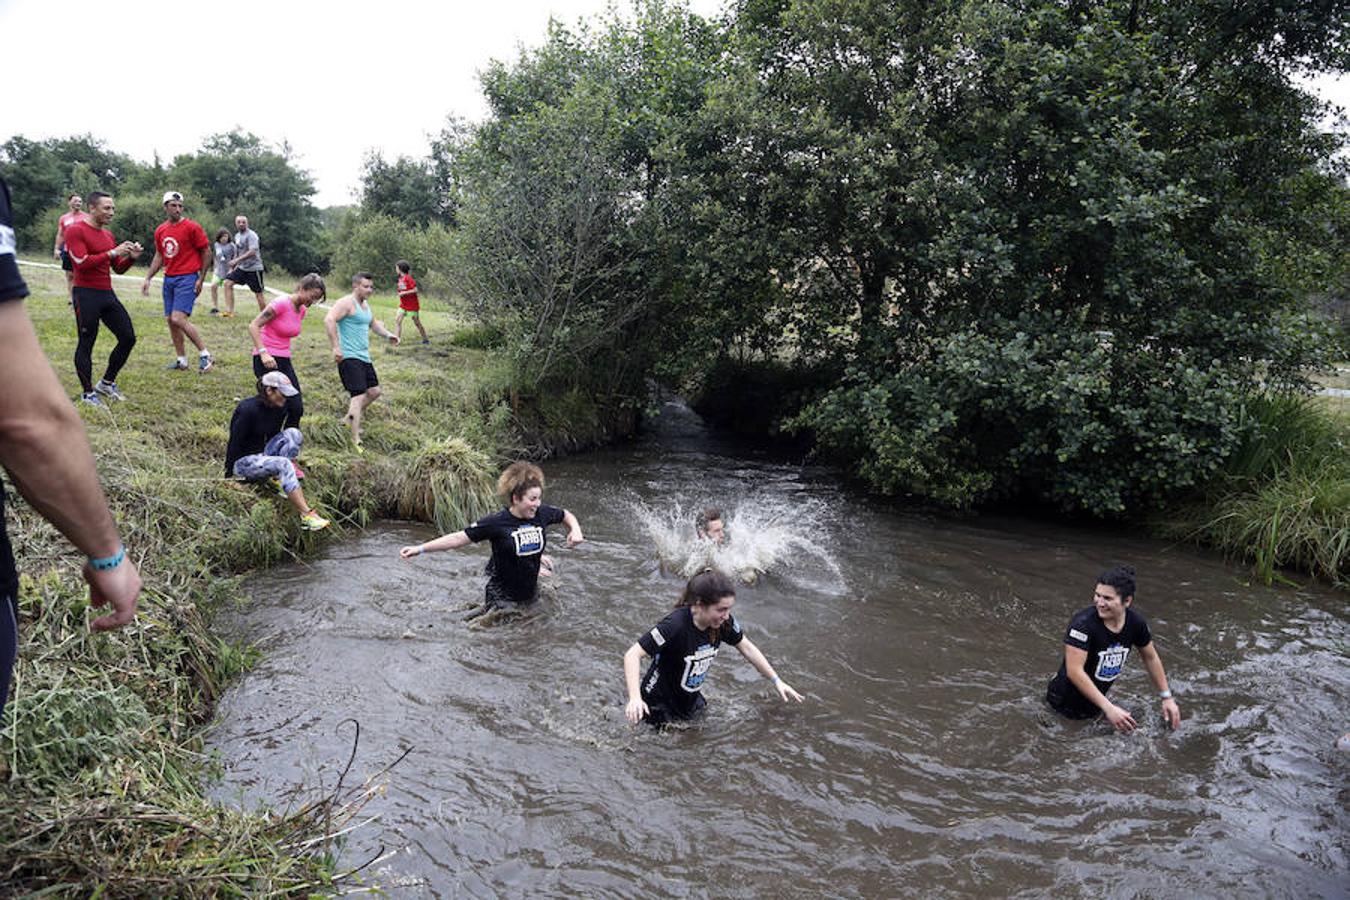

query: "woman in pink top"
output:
248 273 325 428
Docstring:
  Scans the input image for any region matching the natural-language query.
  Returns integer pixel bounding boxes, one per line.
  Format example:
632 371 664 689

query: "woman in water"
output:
623 569 804 727
399 462 583 620
1045 564 1182 731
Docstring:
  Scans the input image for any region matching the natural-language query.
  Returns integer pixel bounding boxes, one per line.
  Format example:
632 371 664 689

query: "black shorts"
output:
60 249 73 272
338 358 379 396
226 269 264 293
643 694 706 729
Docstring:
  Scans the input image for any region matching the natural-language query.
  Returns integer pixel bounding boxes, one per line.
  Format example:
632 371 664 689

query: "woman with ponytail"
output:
623 569 803 727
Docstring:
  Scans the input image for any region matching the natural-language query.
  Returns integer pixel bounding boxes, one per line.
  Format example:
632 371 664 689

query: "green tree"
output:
1 134 143 250
169 131 327 274
359 152 453 227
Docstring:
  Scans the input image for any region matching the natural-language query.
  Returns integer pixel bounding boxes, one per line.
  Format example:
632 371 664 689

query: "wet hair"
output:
88 190 111 206
673 571 736 643
696 506 723 535
296 272 326 299
498 461 544 501
396 260 411 274
1097 564 1137 602
215 228 231 241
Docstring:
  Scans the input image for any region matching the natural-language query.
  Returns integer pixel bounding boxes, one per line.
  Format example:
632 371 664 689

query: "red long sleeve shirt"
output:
65 220 134 289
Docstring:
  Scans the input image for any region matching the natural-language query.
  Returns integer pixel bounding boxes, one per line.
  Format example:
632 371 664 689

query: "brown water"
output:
207 402 1349 898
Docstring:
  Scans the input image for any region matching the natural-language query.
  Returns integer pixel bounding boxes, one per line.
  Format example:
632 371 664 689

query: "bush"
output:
793 310 1246 513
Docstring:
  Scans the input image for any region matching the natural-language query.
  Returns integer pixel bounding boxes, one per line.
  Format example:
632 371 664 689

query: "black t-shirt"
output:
223 396 288 475
463 504 567 605
636 606 745 718
0 177 30 599
1046 606 1153 718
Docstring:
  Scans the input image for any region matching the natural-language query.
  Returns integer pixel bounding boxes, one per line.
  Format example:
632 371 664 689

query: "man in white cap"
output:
224 371 328 531
141 190 214 372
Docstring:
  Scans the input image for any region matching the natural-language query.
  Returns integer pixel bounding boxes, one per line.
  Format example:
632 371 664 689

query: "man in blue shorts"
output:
142 191 214 372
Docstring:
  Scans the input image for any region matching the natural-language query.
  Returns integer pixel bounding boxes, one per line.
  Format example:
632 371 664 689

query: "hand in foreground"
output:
140 279 150 296
332 348 344 362
399 544 423 560
84 558 142 632
1161 698 1181 730
1104 703 1137 732
193 276 204 297
774 679 805 703
388 334 400 346
259 350 277 370
566 528 584 548
625 697 649 724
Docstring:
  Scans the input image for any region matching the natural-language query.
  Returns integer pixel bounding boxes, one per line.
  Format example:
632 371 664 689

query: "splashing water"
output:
630 495 844 589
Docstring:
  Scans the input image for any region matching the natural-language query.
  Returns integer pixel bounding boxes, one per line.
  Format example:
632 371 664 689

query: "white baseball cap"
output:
162 190 184 205
260 371 298 396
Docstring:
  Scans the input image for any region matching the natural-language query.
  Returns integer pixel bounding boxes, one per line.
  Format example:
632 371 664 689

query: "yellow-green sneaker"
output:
300 510 330 531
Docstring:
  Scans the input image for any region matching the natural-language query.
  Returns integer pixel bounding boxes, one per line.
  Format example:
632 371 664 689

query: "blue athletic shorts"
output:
163 273 197 317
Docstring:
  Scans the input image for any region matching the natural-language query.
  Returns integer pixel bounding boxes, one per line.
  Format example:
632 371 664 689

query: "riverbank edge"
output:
0 276 640 894
692 358 1349 590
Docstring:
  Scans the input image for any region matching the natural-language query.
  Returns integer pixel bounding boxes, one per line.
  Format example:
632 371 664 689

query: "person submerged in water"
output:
399 462 583 621
623 569 803 727
695 506 726 545
1045 564 1182 731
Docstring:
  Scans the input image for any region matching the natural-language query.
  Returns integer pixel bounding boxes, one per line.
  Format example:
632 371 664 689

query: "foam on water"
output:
630 494 845 592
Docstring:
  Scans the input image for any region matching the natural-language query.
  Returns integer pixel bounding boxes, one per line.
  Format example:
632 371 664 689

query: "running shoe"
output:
422 338 430 345
220 310 236 318
78 391 106 408
299 510 330 531
94 380 126 402
209 308 221 316
199 353 214 373
165 359 190 371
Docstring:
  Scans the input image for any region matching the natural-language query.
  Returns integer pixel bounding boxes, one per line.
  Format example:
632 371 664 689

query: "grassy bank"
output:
1155 390 1350 589
0 261 620 894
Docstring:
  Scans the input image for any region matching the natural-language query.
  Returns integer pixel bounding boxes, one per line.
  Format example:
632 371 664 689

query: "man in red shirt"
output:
141 191 214 373
51 193 85 305
63 191 142 406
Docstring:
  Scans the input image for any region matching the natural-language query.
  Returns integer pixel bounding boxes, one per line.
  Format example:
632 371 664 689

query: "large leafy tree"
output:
1 135 144 249
359 152 454 227
706 0 1348 512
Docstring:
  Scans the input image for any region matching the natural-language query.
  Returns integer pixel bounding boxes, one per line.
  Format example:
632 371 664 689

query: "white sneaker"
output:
94 380 126 402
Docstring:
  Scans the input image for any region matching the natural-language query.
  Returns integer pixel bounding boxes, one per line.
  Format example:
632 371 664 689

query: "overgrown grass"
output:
0 261 589 894
1157 392 1350 588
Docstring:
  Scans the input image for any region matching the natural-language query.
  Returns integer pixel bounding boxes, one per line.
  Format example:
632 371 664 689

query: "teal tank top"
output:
337 300 373 362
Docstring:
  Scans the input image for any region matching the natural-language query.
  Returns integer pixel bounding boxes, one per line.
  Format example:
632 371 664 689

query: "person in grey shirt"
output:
223 214 266 313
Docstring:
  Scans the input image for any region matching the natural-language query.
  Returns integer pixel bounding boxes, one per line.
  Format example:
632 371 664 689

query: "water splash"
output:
630 495 845 591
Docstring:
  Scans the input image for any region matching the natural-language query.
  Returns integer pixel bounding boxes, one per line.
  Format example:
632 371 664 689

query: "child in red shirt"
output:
395 260 429 344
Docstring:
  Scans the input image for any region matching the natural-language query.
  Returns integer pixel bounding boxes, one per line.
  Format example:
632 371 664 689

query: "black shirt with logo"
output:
1046 606 1152 718
637 606 745 720
463 504 567 605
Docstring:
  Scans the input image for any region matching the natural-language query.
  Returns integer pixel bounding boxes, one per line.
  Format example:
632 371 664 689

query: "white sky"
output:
0 0 726 207
2 0 1345 208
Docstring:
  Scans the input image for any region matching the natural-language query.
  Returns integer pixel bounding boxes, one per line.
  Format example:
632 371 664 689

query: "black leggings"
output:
252 354 304 428
73 288 137 393
0 590 16 723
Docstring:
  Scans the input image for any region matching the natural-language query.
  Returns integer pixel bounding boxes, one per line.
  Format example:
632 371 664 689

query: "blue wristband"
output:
89 545 125 571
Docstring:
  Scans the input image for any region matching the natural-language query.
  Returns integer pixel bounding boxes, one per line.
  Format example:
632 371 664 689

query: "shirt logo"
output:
680 644 719 692
1069 628 1088 642
163 236 180 259
512 525 544 556
1095 643 1129 681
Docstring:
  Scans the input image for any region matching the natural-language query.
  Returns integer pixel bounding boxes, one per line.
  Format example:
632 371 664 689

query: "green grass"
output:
0 260 570 894
1157 392 1350 589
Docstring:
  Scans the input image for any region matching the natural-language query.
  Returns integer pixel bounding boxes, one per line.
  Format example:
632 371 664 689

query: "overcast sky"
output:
2 0 1344 209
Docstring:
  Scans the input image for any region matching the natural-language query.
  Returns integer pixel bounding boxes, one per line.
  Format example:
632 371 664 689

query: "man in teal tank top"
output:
323 271 399 451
